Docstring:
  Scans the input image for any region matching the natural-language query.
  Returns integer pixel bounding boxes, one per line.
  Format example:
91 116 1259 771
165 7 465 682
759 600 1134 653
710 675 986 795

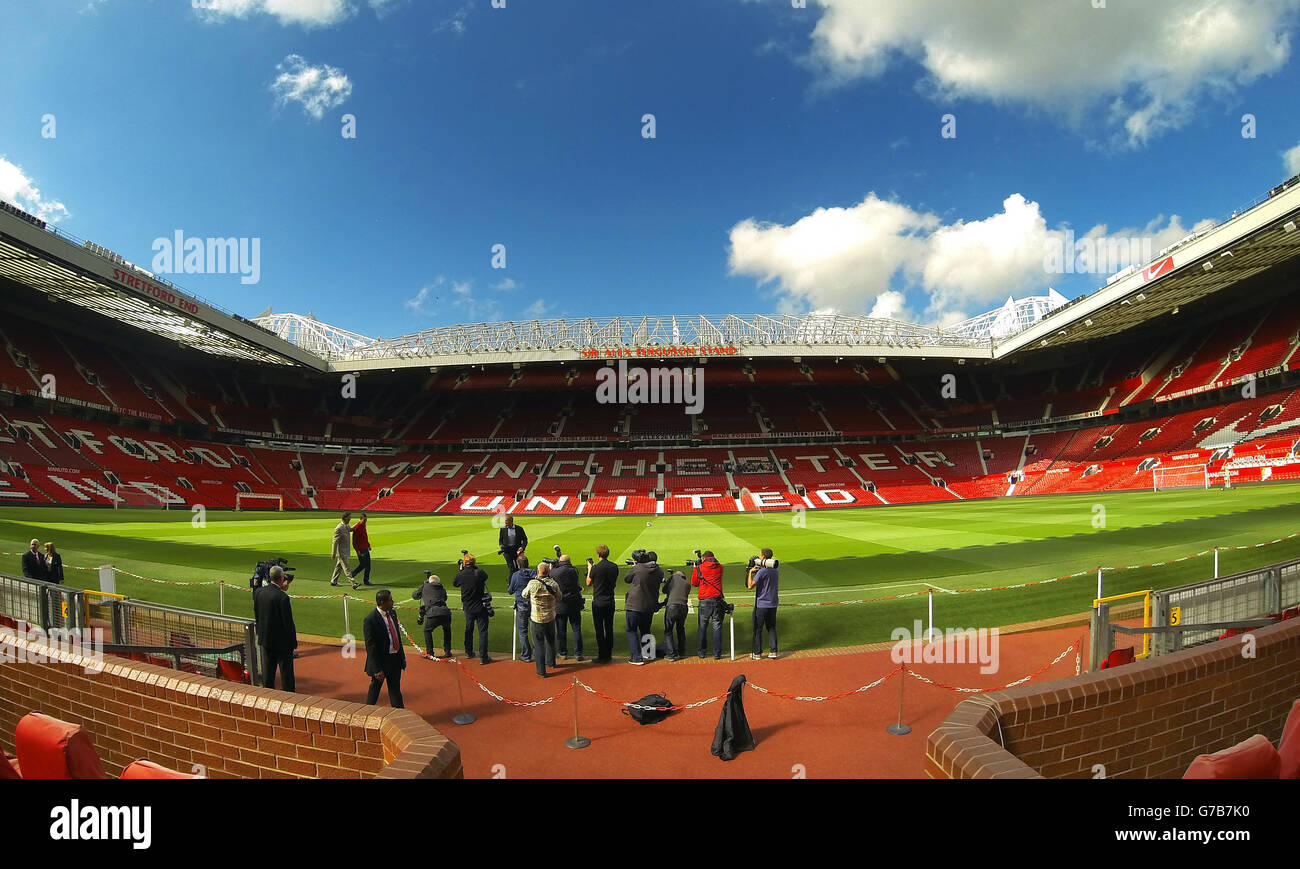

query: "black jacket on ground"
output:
253 583 298 656
624 562 664 614
363 607 407 677
712 674 756 761
453 565 489 617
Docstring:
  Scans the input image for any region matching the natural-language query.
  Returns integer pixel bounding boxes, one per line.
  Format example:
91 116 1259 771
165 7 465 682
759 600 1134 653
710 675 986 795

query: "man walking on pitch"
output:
329 512 358 590
349 512 373 586
498 514 527 574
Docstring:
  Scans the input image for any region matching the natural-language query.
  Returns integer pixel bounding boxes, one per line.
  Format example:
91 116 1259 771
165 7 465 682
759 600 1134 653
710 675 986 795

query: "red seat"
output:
13 712 108 779
1183 734 1281 779
217 659 250 684
1279 700 1300 780
146 655 173 669
120 759 198 780
0 615 16 629
1099 647 1136 669
0 749 21 780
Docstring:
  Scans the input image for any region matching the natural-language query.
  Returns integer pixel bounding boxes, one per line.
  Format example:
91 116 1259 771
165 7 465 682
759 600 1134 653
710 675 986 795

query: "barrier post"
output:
1214 547 1219 578
512 613 517 661
1097 567 1103 601
219 581 225 615
343 595 350 638
564 677 591 750
886 668 911 735
927 589 934 644
729 612 735 661
452 663 476 726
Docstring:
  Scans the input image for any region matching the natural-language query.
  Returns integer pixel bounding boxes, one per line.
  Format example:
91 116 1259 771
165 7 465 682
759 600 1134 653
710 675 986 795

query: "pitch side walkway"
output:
293 621 1092 779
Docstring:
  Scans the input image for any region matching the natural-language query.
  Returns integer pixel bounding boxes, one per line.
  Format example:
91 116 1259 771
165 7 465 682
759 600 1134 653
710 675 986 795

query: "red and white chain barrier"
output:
903 636 1083 694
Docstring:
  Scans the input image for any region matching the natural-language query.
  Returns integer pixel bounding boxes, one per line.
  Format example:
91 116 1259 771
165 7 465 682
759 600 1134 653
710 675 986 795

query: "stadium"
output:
3 7 1300 836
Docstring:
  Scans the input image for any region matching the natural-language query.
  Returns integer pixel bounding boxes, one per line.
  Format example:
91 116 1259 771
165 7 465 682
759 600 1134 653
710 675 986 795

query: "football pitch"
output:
2 484 1299 655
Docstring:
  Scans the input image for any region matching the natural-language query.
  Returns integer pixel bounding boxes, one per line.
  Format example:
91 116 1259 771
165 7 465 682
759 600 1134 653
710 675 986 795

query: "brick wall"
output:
0 630 461 779
926 617 1300 778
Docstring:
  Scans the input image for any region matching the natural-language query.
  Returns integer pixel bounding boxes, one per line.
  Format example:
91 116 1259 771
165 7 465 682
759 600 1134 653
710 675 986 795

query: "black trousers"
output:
261 647 295 692
529 620 558 677
663 604 688 658
555 610 583 656
350 549 372 583
423 614 451 657
366 660 404 708
752 607 777 655
464 613 490 661
503 548 521 575
592 603 615 661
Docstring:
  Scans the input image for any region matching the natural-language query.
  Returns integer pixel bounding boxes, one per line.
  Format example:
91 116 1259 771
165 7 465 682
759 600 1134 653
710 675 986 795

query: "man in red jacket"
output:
691 551 726 659
349 513 373 586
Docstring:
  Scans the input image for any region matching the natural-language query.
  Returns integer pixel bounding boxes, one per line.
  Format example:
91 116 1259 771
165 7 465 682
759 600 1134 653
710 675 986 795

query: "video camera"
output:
747 555 779 570
250 556 294 589
624 548 651 566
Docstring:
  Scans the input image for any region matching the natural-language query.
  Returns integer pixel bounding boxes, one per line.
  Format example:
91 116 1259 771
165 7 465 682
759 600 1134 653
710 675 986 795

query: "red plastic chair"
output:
1279 700 1300 780
0 749 21 780
13 712 108 779
217 659 251 684
1099 647 1135 669
120 759 198 780
1183 734 1281 779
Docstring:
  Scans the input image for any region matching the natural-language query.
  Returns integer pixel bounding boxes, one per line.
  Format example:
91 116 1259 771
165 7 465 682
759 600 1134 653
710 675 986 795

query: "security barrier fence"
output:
0 570 256 683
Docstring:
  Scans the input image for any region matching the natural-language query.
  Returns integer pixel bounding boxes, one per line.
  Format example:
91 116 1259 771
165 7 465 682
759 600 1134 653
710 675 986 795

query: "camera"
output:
456 548 470 568
481 591 495 618
720 600 735 616
586 557 594 566
541 543 562 567
250 556 294 589
624 548 650 566
747 555 779 570
685 548 704 567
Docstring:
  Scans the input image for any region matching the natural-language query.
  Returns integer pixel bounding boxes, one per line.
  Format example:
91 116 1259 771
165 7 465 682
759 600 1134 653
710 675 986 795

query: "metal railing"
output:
0 571 85 632
107 599 259 685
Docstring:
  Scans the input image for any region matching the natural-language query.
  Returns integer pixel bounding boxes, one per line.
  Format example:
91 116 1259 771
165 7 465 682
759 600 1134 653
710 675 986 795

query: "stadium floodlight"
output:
1084 318 1093 326
1202 262 1213 271
1135 293 1146 301
1284 220 1296 233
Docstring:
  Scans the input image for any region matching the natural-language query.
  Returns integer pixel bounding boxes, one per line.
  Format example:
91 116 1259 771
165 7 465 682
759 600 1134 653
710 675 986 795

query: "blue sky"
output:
2 0 1300 338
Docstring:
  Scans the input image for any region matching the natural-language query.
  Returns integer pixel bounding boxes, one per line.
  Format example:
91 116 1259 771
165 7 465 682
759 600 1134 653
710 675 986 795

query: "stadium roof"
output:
4 173 1299 373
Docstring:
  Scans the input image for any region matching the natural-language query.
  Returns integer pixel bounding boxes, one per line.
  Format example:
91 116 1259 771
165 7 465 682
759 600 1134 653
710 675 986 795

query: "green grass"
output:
3 484 1300 656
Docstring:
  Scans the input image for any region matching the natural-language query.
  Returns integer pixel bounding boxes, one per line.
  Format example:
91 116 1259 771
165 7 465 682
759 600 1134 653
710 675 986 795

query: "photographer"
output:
506 555 537 663
691 551 726 660
747 548 780 660
522 562 562 678
586 545 618 663
412 572 453 659
660 566 691 662
623 550 663 665
453 552 493 665
552 554 585 662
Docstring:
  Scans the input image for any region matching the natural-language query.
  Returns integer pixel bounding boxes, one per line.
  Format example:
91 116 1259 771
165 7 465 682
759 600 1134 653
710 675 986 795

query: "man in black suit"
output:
363 589 406 708
453 553 493 664
253 566 297 691
21 539 48 581
498 515 527 575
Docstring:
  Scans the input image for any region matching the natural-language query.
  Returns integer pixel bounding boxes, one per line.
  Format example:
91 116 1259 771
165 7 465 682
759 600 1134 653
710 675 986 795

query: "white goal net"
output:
236 492 284 511
113 483 172 509
1152 464 1208 492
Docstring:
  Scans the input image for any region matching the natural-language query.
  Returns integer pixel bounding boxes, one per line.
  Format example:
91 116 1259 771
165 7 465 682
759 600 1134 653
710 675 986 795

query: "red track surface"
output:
293 624 1087 778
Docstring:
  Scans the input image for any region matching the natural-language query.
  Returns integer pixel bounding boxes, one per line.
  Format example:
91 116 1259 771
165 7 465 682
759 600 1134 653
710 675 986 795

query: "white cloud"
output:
799 0 1300 147
270 55 352 120
492 277 520 292
407 277 508 321
1285 142 1300 176
522 298 553 318
369 0 404 17
728 192 1214 324
195 0 357 28
435 2 472 36
0 156 70 223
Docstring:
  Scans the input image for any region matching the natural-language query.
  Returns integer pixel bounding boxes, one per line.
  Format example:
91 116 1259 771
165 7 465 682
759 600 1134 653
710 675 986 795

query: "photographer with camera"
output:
623 549 663 665
586 545 618 663
690 550 726 660
552 553 585 662
522 561 563 678
660 564 692 662
250 556 294 590
747 548 780 660
453 552 493 665
412 571 453 659
506 554 537 663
